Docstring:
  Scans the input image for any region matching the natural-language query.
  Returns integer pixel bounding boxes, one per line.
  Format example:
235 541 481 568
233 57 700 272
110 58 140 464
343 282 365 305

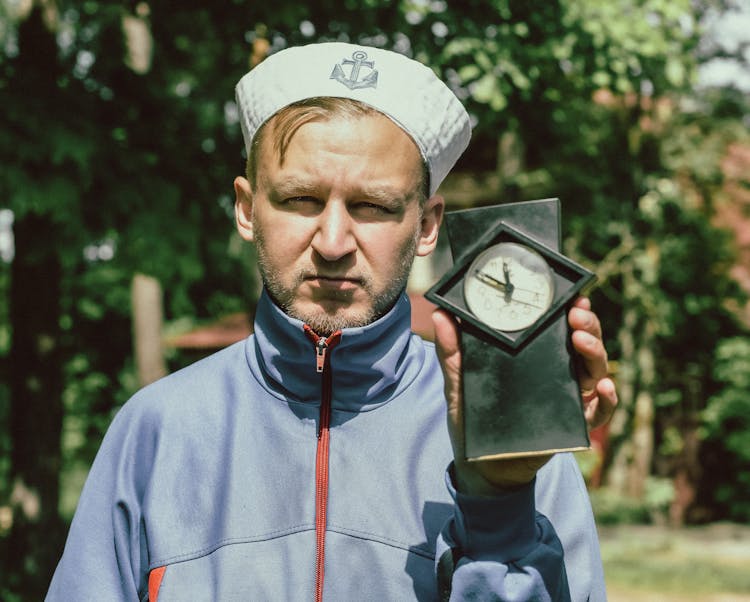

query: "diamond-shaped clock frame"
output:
426 210 596 354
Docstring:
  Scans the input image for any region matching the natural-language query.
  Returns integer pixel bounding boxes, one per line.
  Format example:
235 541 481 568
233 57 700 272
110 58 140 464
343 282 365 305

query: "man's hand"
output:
567 297 618 430
432 309 550 495
432 297 617 497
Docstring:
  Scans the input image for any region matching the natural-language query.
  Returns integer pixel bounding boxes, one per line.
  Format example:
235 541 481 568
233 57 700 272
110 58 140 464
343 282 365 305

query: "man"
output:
48 43 616 601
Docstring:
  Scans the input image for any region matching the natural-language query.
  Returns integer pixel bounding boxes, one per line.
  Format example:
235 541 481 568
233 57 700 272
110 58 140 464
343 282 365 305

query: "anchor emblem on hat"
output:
330 50 379 90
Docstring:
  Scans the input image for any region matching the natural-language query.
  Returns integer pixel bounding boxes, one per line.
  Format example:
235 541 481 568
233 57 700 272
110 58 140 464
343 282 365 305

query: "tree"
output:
1 8 85 594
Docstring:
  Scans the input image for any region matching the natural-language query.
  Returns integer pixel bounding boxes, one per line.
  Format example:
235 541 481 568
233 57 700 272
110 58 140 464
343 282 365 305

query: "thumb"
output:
431 309 463 453
432 308 461 382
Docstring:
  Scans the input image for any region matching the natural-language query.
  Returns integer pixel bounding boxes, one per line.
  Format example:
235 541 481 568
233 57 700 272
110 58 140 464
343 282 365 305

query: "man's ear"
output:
416 194 445 257
234 176 255 242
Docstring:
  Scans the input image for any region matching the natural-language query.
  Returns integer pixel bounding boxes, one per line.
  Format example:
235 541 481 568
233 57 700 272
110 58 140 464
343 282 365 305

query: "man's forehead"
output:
261 104 419 158
256 115 425 196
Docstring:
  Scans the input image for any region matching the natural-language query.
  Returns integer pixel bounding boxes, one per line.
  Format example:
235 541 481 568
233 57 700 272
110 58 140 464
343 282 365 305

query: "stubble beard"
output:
254 219 419 336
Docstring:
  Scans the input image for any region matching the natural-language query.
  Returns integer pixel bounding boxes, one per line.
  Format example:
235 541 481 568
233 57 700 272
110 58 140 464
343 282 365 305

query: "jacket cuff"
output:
445 464 538 563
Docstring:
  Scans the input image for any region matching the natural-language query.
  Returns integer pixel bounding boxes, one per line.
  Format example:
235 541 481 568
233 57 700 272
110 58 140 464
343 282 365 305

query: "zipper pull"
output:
303 325 341 374
315 338 328 373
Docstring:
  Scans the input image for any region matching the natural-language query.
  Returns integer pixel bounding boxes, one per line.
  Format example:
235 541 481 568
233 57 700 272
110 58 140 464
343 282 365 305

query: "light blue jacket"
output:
47 291 606 601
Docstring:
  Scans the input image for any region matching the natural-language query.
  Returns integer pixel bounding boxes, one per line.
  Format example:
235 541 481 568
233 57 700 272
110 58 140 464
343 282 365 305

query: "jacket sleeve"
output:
435 466 570 602
46 397 156 601
535 453 607 602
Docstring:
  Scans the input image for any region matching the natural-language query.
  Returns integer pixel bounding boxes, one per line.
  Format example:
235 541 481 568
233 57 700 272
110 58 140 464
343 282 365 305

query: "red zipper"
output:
303 325 341 602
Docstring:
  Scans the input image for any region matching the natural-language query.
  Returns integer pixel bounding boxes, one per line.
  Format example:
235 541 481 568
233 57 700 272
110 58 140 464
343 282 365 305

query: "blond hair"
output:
246 97 429 201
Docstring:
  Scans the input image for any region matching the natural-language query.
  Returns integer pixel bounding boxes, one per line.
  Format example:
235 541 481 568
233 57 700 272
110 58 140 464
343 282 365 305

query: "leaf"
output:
665 56 686 87
471 73 507 111
592 70 611 87
457 64 481 82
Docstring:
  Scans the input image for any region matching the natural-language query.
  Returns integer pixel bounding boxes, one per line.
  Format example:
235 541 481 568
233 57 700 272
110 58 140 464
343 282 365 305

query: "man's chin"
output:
265 283 405 334
290 301 374 335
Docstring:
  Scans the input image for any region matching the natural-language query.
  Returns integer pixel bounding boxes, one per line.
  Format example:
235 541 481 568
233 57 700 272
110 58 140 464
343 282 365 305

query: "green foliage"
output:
568 0 696 92
443 0 697 118
701 338 750 521
591 478 675 525
643 178 740 350
575 448 601 482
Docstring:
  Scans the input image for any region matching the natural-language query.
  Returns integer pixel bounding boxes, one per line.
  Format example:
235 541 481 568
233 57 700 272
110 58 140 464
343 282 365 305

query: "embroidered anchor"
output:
330 50 379 90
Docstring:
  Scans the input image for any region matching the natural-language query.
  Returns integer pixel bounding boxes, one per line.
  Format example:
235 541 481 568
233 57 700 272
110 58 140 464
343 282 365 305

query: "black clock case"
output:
425 198 595 460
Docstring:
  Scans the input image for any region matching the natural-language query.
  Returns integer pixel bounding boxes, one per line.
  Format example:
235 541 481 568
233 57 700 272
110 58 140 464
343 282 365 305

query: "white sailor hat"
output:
235 42 472 196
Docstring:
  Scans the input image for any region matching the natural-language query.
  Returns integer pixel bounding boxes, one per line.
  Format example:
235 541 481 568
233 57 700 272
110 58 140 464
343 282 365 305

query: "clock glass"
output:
463 242 555 332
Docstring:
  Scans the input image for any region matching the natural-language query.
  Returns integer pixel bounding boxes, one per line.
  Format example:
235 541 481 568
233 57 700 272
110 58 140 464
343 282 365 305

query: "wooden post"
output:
131 273 167 387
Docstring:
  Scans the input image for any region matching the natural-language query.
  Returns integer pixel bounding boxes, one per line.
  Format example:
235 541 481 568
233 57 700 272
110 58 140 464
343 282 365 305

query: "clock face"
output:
463 242 555 332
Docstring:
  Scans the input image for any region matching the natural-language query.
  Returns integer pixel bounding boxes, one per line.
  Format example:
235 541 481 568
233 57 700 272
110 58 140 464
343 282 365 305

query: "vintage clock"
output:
463 242 555 332
425 198 596 460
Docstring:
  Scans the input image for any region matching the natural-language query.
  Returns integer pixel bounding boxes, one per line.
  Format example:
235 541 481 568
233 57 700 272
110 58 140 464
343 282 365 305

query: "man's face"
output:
234 112 443 335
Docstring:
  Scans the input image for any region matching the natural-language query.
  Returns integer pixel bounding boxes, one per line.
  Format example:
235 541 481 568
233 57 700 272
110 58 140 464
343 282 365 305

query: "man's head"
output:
233 43 471 334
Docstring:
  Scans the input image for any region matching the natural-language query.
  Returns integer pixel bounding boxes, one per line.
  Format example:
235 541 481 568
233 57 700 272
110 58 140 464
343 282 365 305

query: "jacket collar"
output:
246 289 425 411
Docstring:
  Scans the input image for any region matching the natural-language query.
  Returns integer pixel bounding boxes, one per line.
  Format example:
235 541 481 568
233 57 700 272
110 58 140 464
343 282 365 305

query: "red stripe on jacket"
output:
149 566 167 601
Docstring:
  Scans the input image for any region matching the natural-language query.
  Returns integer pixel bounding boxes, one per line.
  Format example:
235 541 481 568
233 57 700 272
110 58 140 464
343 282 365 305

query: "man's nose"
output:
311 202 357 262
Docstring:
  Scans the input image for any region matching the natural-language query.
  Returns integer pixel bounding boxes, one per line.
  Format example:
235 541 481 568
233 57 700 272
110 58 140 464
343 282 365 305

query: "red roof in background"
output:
166 312 253 350
167 293 437 350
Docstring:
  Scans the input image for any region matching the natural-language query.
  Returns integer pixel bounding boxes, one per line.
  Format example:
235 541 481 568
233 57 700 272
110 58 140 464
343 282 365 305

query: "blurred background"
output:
1 0 749 600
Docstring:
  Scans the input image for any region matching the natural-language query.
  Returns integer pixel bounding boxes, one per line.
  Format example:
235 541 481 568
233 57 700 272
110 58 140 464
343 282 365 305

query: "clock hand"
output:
503 261 511 284
502 261 513 302
475 270 518 301
473 271 545 310
507 297 545 310
474 269 507 291
475 270 544 297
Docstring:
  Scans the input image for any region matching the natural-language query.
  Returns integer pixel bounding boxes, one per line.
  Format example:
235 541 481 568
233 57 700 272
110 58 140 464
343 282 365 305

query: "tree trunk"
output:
132 273 167 387
605 249 657 500
628 342 655 498
3 214 65 597
605 300 637 494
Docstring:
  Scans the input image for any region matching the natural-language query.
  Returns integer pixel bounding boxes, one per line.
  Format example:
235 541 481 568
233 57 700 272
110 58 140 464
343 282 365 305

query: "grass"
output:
600 523 750 601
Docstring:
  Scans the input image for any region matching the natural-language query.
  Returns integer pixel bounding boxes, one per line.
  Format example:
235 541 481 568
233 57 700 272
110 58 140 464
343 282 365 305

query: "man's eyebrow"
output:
357 189 401 204
356 186 418 206
264 174 418 205
263 174 318 196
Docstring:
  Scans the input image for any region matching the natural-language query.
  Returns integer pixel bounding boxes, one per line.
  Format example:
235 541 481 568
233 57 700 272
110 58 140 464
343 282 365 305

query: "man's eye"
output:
354 202 394 215
275 196 322 214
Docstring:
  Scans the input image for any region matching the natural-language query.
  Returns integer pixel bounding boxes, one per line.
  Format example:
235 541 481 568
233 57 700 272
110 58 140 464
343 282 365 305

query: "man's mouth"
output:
305 275 362 291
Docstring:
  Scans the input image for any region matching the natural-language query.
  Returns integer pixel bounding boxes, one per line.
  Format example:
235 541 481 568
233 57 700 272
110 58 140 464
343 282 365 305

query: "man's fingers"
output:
569 299 608 384
572 296 591 311
568 298 618 430
568 304 603 340
585 377 618 430
571 329 609 383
